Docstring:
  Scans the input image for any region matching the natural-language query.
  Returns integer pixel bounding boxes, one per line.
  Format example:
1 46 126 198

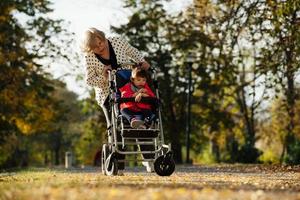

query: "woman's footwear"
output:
142 161 154 173
117 170 124 176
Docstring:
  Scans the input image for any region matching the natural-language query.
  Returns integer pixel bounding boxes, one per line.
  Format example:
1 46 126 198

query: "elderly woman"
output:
81 27 150 125
81 27 152 174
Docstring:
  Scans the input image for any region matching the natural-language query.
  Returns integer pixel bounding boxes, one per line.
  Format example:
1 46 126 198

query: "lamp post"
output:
186 53 194 164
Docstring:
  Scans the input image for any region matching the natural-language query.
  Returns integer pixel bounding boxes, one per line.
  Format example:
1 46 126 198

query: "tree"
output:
75 94 107 166
258 91 300 164
0 0 76 167
262 0 300 163
110 0 300 164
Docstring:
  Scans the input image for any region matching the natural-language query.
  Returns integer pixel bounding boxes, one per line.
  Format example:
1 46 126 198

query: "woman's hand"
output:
140 61 150 70
103 65 112 78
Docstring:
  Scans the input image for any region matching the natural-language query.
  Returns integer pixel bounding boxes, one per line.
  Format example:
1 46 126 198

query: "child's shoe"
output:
131 118 144 129
138 124 147 129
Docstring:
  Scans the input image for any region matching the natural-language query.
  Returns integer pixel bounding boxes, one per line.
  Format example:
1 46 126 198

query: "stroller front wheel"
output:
154 154 175 176
105 153 118 176
101 144 109 175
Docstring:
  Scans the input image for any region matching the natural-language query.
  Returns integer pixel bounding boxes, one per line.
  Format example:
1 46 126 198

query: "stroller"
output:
101 63 175 176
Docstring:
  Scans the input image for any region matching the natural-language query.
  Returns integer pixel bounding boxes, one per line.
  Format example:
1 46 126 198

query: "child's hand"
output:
135 93 142 102
138 88 146 93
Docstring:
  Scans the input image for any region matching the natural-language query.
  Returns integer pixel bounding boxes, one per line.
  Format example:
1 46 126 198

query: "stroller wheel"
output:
101 144 109 175
105 153 118 176
154 154 175 176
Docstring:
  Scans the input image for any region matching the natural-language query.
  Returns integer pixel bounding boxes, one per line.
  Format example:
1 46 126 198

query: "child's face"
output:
133 76 146 88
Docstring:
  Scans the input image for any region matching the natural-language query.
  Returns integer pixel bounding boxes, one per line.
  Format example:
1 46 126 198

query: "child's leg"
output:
121 108 144 128
120 108 132 123
130 113 144 128
138 111 155 165
121 108 144 122
132 113 143 121
141 109 156 126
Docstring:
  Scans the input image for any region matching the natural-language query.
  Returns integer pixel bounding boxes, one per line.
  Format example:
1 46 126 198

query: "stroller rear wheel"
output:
101 144 109 175
154 152 175 176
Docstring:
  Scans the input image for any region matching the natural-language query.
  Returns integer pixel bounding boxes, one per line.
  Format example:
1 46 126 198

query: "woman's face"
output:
92 37 106 54
133 77 146 88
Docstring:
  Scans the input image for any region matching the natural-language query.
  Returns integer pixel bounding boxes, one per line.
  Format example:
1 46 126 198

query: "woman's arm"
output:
85 54 106 87
120 38 145 63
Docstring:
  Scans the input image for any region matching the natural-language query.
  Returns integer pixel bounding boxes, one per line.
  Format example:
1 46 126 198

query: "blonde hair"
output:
80 28 106 53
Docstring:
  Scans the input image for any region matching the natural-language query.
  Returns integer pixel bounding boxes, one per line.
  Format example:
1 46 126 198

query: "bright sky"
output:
49 0 192 99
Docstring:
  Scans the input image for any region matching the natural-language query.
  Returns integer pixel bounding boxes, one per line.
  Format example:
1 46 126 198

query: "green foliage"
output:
236 143 262 163
0 0 78 168
259 149 280 164
284 137 300 165
257 92 300 164
74 95 106 165
193 144 217 164
1 81 83 167
264 0 300 161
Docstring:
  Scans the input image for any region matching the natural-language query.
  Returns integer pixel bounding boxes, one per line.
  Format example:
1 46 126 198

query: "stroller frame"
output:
101 64 175 176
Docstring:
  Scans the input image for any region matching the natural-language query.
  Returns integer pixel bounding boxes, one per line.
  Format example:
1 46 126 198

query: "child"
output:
119 68 156 129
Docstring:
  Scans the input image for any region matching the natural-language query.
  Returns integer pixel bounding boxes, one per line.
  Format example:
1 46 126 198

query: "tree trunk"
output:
167 86 182 163
284 38 296 161
280 139 287 164
161 63 182 163
237 64 256 148
44 151 49 166
210 136 220 162
54 148 60 165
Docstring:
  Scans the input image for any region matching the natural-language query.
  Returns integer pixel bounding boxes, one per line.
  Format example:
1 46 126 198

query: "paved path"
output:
1 164 300 200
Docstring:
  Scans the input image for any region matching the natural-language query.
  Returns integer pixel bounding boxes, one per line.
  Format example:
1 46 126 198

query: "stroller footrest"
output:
122 129 159 138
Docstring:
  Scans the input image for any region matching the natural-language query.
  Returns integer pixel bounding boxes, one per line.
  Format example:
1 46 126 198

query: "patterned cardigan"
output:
84 37 145 106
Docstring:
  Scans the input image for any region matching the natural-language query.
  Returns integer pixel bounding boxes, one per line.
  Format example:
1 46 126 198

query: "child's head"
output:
131 68 148 88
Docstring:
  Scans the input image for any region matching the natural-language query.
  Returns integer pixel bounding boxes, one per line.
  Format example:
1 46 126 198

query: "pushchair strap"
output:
116 97 159 106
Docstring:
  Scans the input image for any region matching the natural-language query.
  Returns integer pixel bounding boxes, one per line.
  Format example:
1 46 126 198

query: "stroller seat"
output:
114 69 159 132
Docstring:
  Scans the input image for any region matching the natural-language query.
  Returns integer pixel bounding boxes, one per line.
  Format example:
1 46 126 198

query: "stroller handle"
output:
119 62 141 68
